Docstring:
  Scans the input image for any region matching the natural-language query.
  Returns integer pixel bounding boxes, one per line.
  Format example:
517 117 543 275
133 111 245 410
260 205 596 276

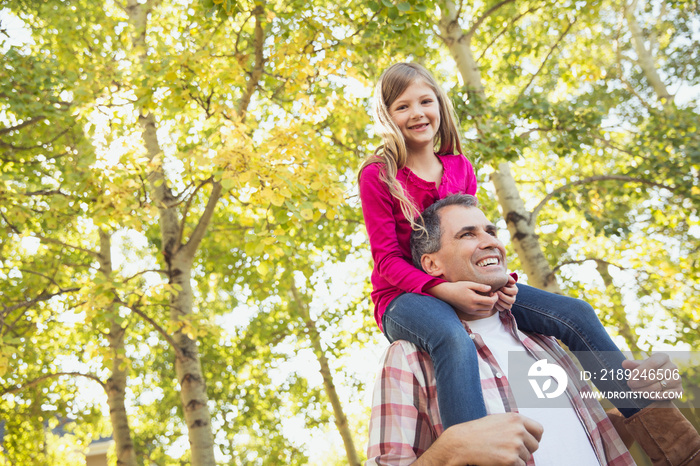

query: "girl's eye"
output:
422 99 433 104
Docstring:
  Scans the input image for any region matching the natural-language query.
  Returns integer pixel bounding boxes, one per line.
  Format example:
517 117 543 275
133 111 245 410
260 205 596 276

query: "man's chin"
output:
487 274 510 293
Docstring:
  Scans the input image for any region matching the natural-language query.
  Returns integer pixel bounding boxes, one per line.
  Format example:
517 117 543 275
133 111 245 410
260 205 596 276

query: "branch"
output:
125 302 185 359
178 176 213 248
477 5 541 62
0 128 70 152
551 258 627 275
21 189 70 197
531 175 676 221
465 0 517 39
121 269 168 284
181 180 223 258
237 4 266 118
1 372 105 395
31 234 100 258
19 268 63 289
0 211 20 233
0 116 47 135
620 75 656 112
514 17 577 104
1 287 81 315
592 135 650 161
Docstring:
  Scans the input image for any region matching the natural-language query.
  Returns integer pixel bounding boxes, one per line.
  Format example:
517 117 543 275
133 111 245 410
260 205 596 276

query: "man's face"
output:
428 205 509 291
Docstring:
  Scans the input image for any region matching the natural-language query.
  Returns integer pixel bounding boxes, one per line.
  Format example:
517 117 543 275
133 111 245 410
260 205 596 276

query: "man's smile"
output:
476 257 500 267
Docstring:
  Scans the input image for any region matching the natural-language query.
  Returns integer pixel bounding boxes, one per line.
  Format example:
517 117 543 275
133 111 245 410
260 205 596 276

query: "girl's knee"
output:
432 326 476 355
560 297 598 323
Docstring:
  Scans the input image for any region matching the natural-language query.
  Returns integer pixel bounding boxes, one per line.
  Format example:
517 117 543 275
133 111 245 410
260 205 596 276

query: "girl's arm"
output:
359 164 442 295
359 163 502 315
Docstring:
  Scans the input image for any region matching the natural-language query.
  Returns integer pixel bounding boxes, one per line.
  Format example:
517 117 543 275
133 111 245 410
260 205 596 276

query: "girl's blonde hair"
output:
359 62 464 230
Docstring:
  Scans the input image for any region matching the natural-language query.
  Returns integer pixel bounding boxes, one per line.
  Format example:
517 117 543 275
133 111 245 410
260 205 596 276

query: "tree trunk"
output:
169 253 216 466
126 1 217 463
594 260 642 353
291 284 360 466
625 0 674 106
138 111 216 466
491 163 561 292
438 0 561 293
437 0 486 98
98 231 138 466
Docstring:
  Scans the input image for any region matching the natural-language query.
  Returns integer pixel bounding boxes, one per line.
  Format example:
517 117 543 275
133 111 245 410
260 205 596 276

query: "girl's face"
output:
388 79 440 155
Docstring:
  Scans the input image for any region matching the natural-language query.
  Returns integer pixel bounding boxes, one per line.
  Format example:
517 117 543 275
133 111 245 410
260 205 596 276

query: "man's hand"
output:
413 413 543 466
427 281 499 317
495 276 518 312
622 353 683 400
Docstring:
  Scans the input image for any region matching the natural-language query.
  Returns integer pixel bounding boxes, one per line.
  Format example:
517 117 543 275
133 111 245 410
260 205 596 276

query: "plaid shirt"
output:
365 311 635 466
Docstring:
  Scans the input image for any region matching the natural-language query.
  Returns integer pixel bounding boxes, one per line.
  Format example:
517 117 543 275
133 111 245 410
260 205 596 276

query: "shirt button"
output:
496 372 503 378
469 334 475 340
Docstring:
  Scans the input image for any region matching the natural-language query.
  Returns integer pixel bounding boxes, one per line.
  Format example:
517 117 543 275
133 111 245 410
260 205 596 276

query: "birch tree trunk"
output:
291 284 360 466
625 0 674 106
438 0 561 292
98 230 138 466
594 261 642 353
137 110 220 465
126 1 218 463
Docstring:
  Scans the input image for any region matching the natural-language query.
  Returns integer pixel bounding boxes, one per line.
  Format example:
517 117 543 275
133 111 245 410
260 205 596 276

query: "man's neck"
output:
459 309 498 322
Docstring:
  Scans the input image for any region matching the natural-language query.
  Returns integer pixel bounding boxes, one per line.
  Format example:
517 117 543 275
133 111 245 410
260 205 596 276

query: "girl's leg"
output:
382 293 487 428
511 284 648 417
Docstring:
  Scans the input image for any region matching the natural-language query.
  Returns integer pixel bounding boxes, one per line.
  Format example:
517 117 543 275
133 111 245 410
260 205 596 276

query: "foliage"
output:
1 0 698 464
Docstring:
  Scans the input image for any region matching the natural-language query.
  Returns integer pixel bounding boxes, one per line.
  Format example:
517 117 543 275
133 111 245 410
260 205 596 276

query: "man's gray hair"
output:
410 194 479 271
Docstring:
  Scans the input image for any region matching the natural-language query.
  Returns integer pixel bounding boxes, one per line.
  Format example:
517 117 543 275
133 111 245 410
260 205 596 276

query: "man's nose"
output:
479 233 500 248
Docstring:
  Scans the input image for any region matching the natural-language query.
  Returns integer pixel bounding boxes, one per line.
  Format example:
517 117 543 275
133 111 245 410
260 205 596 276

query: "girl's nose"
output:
410 104 424 118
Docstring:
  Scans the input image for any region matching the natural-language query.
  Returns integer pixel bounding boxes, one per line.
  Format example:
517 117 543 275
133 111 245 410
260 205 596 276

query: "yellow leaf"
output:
271 191 285 206
257 263 269 275
300 209 314 220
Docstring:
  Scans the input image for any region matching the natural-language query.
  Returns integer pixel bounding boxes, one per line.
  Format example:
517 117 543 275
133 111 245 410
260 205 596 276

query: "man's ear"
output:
421 253 444 278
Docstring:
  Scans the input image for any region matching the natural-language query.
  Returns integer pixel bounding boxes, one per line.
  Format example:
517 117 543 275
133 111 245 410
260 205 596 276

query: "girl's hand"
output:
495 276 518 312
426 281 499 318
622 353 683 399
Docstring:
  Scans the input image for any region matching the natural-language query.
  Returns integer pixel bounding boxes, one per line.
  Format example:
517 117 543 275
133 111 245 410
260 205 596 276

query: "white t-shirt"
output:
467 312 601 466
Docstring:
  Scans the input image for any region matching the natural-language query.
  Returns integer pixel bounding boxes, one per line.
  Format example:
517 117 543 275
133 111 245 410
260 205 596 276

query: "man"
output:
366 194 697 466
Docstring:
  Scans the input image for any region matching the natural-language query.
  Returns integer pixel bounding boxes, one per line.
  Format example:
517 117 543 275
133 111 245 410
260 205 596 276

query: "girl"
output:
358 62 646 428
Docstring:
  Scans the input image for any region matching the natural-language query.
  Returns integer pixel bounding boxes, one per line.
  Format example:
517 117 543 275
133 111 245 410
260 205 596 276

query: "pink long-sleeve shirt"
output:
358 153 478 330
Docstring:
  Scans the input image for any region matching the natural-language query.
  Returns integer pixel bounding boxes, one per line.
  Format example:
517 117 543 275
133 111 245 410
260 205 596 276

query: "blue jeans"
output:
512 284 647 417
383 293 488 428
383 285 645 429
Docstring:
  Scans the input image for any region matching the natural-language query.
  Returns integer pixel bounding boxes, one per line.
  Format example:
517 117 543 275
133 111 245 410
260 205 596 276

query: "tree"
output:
2 0 372 463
